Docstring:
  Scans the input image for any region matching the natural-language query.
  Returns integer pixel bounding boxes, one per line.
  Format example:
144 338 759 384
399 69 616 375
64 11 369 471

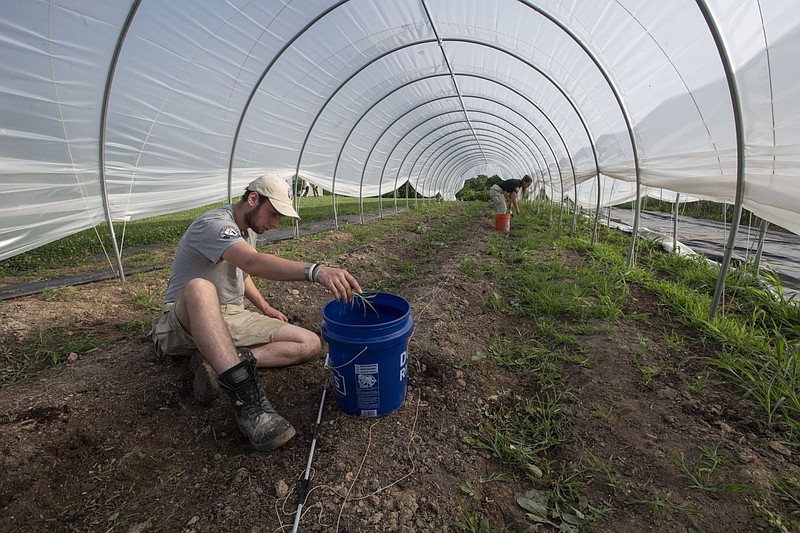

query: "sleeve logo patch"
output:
219 226 240 239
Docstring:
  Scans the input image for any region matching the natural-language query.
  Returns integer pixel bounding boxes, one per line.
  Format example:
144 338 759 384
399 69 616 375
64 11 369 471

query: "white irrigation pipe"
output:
291 378 329 533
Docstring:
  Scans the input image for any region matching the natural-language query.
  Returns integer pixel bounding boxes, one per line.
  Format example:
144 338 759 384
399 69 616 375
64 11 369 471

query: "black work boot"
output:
217 348 295 451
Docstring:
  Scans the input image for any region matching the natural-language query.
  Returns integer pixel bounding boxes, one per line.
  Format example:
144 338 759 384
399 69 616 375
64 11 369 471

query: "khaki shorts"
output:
152 303 286 357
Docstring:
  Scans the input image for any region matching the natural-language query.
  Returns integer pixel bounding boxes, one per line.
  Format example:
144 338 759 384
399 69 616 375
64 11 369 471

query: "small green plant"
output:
479 470 508 484
631 332 650 360
459 481 482 501
587 452 622 493
592 404 614 422
630 488 700 520
683 370 713 394
123 318 153 334
131 287 160 310
350 291 379 316
750 499 798 533
771 472 800 515
485 292 504 311
41 285 76 301
455 505 493 533
517 486 599 530
676 444 751 493
638 364 662 386
663 329 686 350
456 351 488 369
459 255 479 275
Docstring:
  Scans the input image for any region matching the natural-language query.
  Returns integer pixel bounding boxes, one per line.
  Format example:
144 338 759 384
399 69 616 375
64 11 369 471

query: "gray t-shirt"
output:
163 205 256 305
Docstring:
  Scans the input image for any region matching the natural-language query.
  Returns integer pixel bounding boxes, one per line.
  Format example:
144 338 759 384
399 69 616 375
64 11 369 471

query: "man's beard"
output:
244 207 262 234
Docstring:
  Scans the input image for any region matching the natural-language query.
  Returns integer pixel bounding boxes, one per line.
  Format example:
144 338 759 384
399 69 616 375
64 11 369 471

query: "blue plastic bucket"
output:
321 292 413 417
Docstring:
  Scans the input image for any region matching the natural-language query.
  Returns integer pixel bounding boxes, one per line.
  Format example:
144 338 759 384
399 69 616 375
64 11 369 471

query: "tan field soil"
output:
1 203 798 532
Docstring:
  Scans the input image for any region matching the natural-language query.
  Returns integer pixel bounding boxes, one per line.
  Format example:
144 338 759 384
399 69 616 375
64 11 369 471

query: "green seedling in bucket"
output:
351 291 379 317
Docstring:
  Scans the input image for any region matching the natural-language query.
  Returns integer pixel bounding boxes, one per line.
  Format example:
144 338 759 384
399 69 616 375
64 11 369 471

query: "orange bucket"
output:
495 213 511 232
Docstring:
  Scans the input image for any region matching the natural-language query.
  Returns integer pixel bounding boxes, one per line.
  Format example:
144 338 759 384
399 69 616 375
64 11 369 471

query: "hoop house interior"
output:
2 0 798 282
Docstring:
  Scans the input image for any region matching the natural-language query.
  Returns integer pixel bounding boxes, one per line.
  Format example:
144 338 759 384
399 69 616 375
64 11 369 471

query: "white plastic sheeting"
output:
1 0 799 262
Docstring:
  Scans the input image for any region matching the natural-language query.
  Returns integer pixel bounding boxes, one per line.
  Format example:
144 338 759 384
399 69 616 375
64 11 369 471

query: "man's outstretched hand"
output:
316 266 363 303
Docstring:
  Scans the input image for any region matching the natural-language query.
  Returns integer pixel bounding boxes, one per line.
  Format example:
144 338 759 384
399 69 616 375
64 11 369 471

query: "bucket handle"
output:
324 346 368 370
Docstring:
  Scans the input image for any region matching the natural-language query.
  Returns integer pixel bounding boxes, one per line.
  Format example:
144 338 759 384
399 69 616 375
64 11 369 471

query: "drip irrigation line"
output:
291 378 329 533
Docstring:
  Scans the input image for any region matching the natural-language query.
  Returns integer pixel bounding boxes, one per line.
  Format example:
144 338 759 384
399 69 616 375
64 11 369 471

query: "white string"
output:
334 419 378 531
333 391 425 532
324 346 368 370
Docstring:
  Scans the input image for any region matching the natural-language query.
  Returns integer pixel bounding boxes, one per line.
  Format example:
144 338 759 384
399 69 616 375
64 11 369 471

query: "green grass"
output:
0 201 226 277
0 195 422 278
1 325 100 385
643 251 800 444
630 488 700 520
676 444 752 494
457 202 800 530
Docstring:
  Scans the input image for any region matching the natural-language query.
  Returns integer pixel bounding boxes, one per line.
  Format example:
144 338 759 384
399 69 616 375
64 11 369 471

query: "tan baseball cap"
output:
246 175 300 219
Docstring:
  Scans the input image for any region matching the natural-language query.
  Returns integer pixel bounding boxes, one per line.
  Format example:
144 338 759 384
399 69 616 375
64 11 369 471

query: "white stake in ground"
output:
291 378 329 533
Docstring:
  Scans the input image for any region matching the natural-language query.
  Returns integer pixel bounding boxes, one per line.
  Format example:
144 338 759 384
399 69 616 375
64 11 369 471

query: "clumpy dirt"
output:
1 203 798 533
